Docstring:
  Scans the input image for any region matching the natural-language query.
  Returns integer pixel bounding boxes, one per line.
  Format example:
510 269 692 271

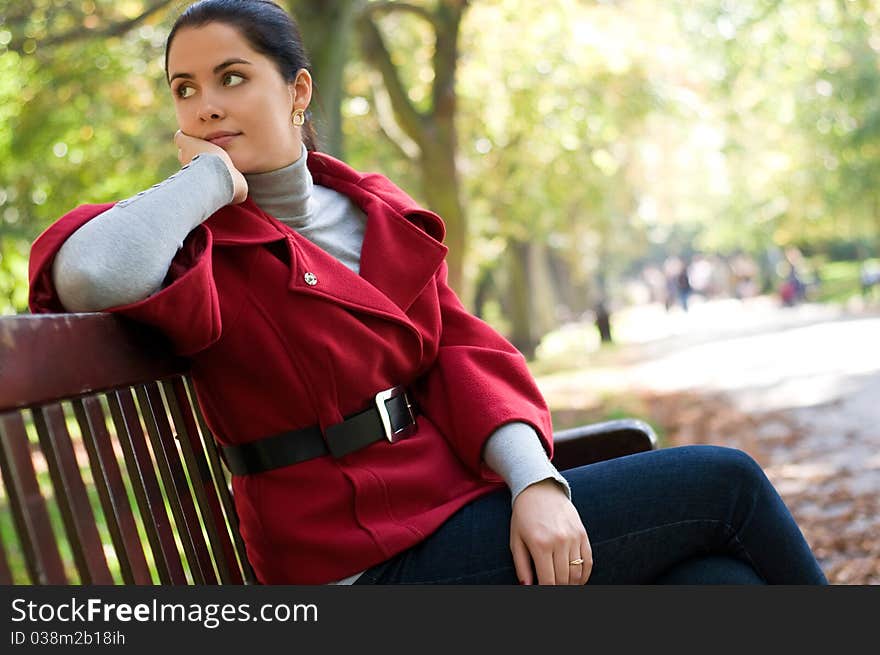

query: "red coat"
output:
28 151 555 584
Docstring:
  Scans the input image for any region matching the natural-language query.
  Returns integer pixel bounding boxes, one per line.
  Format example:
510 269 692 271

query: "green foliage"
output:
674 0 880 253
812 258 880 304
2 0 879 316
454 0 661 305
1 2 184 313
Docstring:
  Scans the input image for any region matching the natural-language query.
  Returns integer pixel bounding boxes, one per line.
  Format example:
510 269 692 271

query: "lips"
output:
205 131 241 147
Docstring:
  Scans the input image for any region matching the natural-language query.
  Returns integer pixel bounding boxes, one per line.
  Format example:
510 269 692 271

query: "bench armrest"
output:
551 418 658 471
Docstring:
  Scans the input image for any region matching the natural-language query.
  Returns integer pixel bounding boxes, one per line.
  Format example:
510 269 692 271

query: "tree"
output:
1 0 175 56
290 0 361 157
0 1 184 313
357 0 471 295
454 0 657 353
673 0 880 255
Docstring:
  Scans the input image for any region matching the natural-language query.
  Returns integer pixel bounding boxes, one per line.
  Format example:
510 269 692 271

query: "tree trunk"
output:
528 240 559 338
507 240 536 358
420 134 466 296
504 239 560 358
357 0 470 299
594 301 613 343
289 0 359 158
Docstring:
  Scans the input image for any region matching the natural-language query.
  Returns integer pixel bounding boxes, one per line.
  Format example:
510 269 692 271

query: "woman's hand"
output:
510 479 592 585
174 130 248 204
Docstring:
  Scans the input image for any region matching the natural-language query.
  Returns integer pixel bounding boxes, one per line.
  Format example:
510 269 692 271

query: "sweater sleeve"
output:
30 154 233 356
51 153 233 312
482 422 571 506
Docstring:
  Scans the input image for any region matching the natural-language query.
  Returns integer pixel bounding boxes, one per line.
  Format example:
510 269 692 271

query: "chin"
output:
230 155 257 175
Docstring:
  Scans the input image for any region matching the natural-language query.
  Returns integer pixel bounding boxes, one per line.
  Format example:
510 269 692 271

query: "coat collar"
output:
203 151 448 315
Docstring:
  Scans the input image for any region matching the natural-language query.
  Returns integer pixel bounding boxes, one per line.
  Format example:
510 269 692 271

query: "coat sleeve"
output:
411 260 555 478
28 203 222 357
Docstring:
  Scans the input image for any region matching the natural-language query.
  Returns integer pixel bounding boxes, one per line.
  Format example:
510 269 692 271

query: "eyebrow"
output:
168 58 253 84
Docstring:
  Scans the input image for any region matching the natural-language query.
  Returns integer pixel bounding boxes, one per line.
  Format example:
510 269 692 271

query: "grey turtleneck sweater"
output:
51 146 570 583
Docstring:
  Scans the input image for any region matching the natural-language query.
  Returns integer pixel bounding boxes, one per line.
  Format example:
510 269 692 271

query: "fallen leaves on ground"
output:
552 390 880 585
643 390 879 585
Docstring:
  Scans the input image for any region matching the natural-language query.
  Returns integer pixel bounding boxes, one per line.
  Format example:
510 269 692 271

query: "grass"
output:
549 391 668 448
811 258 880 304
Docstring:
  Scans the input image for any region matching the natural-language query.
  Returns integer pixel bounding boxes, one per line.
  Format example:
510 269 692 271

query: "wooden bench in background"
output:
0 312 656 585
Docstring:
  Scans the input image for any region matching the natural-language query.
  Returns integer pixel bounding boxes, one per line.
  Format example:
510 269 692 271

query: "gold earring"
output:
292 109 305 126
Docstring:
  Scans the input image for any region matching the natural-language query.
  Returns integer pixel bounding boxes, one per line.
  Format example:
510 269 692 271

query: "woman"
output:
28 0 827 586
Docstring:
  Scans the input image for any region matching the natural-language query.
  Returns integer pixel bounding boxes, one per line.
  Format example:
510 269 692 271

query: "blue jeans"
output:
354 445 828 584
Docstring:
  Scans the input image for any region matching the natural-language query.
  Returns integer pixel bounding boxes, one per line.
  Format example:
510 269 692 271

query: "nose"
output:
197 93 225 122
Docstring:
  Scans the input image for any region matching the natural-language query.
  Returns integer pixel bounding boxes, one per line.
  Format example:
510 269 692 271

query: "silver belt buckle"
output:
375 386 417 443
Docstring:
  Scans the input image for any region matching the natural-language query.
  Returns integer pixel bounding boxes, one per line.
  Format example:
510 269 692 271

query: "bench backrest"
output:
0 313 256 585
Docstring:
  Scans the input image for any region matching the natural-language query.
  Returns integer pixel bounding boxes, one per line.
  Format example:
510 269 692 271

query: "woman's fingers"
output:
173 129 223 166
517 531 588 585
511 538 534 586
569 547 586 585
581 538 593 584
553 548 571 585
532 546 556 585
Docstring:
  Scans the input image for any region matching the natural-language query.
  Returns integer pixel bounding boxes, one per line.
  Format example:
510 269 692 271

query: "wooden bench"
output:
0 312 657 585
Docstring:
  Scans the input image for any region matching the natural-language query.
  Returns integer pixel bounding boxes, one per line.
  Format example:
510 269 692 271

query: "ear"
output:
290 68 313 111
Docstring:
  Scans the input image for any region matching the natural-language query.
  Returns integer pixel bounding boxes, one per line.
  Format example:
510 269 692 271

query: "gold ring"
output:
569 558 584 566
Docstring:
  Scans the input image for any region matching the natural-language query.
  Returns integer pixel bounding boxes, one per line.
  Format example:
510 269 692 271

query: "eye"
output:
223 72 245 87
175 84 195 99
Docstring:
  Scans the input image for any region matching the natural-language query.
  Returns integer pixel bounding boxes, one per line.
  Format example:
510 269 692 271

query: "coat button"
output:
304 271 318 286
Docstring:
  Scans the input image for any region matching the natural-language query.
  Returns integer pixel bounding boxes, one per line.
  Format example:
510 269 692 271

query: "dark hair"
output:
164 0 319 151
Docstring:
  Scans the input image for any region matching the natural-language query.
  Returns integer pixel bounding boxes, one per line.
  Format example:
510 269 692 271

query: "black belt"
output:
220 386 417 476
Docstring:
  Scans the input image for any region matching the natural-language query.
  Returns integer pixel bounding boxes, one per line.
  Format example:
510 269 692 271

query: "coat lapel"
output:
282 191 447 325
203 153 448 325
283 229 410 323
308 153 448 313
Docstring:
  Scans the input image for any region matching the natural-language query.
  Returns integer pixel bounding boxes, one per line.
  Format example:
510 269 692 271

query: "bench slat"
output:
164 378 243 584
0 521 13 584
185 378 257 584
32 404 115 584
138 383 215 584
72 397 153 584
0 412 68 583
108 389 188 584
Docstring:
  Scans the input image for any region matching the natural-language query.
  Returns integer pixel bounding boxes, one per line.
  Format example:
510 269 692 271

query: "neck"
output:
244 143 315 226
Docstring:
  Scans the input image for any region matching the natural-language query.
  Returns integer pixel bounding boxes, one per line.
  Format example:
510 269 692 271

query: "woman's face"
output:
166 22 311 174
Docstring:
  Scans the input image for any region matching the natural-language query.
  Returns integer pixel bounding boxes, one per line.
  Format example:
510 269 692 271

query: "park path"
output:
534 296 880 584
